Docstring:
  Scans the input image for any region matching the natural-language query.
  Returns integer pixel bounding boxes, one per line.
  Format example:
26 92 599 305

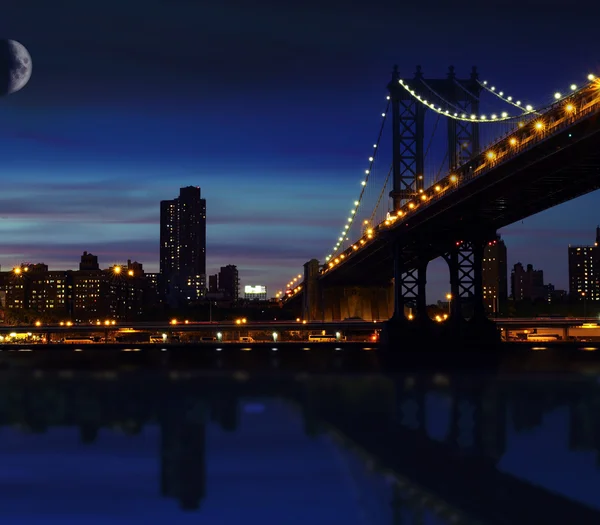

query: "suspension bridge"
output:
280 65 600 344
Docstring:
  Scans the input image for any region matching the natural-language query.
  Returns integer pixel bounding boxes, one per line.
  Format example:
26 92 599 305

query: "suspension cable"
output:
477 80 537 114
369 163 392 225
325 99 390 261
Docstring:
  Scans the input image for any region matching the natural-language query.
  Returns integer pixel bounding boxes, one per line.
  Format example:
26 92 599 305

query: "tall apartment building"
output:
160 186 207 304
568 227 600 302
482 236 508 314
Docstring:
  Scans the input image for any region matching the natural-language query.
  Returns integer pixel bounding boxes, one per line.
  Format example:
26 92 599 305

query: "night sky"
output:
0 0 598 299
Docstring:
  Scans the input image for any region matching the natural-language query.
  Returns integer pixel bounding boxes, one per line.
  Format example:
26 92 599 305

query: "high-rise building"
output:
568 227 600 302
482 236 507 314
511 263 545 301
160 186 207 304
218 265 239 302
208 274 218 293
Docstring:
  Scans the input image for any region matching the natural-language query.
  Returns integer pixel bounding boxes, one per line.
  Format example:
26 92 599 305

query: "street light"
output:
216 332 222 342
272 332 278 342
446 293 452 314
582 291 587 318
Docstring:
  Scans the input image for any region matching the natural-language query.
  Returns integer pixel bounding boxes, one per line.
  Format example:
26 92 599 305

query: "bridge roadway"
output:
319 82 600 286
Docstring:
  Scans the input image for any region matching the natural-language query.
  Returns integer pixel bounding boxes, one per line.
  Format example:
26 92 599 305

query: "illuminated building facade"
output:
160 186 207 305
568 227 600 301
0 253 153 322
481 236 507 314
244 285 267 301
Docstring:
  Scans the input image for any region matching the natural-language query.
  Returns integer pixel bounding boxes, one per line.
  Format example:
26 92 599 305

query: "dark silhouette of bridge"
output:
284 67 600 345
1 370 599 523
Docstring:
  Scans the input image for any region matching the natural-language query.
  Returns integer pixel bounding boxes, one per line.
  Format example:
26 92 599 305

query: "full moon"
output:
0 39 32 96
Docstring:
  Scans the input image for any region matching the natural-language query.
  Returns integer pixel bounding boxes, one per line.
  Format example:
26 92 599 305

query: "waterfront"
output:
1 364 599 523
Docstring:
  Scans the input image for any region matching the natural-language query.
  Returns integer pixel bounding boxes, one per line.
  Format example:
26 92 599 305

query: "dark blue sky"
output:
0 0 598 299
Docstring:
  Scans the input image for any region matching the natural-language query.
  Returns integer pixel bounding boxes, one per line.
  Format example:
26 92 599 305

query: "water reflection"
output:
0 370 599 523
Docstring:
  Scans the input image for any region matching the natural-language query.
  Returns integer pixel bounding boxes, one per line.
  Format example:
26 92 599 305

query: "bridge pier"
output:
443 235 501 344
382 233 501 349
302 259 323 321
322 284 393 322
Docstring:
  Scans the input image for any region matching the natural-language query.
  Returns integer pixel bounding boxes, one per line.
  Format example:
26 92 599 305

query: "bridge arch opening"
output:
426 257 450 321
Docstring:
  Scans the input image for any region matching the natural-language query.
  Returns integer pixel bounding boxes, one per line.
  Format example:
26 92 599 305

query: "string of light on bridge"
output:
477 80 536 113
398 72 598 123
277 274 303 299
324 98 390 263
397 78 536 121
317 71 600 277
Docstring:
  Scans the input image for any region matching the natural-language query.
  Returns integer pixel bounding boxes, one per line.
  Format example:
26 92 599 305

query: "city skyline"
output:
0 1 598 300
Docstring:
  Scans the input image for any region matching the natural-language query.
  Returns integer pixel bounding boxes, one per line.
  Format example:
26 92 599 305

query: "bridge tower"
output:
385 66 498 343
388 65 481 211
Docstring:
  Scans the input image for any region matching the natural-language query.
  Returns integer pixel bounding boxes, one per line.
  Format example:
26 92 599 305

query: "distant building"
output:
544 283 568 304
511 263 545 301
482 236 507 314
218 265 239 302
244 285 267 301
160 186 207 305
0 254 155 323
79 251 99 271
208 274 218 293
568 227 600 302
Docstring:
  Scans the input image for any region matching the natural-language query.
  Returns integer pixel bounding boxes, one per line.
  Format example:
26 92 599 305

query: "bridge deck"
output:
320 89 600 286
